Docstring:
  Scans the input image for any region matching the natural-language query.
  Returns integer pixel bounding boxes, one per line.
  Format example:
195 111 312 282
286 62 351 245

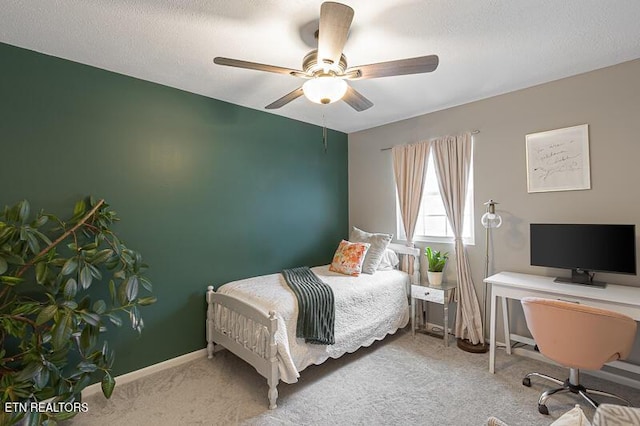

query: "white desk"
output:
485 272 640 375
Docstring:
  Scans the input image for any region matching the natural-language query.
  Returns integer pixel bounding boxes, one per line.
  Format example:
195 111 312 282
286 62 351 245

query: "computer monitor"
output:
530 223 636 287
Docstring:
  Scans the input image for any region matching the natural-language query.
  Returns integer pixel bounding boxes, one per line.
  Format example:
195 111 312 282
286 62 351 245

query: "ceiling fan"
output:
213 1 439 112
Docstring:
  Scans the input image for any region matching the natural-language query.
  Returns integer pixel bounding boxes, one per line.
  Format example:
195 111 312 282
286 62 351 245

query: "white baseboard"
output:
511 346 640 390
82 348 207 399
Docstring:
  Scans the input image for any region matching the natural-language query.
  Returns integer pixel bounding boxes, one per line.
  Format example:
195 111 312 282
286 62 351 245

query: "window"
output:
397 152 475 245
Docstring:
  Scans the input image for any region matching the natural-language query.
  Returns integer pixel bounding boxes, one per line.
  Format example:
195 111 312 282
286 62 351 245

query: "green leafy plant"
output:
425 247 449 272
0 197 156 425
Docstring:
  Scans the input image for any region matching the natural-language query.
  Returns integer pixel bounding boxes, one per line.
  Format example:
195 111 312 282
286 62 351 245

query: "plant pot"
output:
427 271 443 286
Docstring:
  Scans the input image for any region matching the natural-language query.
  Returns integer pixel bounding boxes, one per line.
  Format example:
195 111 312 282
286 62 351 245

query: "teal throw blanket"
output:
282 266 335 345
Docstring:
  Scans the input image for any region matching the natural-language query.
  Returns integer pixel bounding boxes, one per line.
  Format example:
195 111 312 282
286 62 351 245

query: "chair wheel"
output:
538 404 549 415
522 377 531 387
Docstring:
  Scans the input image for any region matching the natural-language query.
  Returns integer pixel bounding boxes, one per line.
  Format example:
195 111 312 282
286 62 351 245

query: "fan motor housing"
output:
303 50 347 75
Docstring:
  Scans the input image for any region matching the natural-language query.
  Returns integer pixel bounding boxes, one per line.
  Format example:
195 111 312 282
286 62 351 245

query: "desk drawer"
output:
411 285 444 304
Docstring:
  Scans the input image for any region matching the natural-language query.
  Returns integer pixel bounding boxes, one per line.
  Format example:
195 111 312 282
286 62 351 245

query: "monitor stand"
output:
554 268 607 288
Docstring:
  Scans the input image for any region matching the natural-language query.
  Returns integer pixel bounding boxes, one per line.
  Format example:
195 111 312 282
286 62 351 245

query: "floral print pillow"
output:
329 240 371 276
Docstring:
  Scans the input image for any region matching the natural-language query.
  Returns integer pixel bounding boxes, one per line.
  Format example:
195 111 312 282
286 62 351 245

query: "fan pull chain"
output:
322 114 328 153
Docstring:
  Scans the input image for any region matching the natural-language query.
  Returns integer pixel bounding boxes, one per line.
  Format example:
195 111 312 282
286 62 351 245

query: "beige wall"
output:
349 58 640 361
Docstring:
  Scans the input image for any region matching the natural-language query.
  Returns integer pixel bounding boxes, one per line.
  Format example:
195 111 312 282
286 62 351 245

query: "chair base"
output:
522 371 631 415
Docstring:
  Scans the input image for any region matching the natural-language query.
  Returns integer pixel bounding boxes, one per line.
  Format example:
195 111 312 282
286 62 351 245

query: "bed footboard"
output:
206 286 279 409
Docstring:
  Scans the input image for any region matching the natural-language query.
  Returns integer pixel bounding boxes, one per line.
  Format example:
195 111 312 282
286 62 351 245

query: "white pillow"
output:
377 249 400 271
593 404 640 425
349 226 392 274
551 405 591 426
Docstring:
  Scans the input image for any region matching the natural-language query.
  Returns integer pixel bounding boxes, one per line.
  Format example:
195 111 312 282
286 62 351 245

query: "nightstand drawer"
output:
411 285 444 304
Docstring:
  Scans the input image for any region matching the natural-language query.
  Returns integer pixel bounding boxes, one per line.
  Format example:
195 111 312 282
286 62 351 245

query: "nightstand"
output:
411 282 457 347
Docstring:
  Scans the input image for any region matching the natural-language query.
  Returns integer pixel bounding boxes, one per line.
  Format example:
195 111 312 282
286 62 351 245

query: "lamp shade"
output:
481 212 502 228
302 76 348 104
481 200 502 228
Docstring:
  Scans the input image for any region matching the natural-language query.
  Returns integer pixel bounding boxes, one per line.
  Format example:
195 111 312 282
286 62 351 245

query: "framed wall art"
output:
525 124 591 193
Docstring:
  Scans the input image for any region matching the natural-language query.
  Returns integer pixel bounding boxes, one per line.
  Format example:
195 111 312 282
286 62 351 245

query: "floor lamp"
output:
481 200 502 349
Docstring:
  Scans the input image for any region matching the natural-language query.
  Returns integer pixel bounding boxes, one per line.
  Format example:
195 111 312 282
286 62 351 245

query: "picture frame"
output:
525 124 591 193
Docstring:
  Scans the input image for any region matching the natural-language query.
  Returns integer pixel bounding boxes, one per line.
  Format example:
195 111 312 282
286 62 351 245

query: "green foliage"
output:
425 247 449 272
0 197 156 425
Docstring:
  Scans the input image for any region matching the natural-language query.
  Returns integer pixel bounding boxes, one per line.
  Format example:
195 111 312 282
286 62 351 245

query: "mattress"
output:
217 265 410 383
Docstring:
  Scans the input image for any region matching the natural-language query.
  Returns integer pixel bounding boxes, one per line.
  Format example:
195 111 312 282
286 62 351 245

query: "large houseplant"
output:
0 197 156 425
425 247 448 285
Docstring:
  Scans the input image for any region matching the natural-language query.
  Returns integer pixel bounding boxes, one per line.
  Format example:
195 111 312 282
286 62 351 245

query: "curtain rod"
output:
380 130 480 151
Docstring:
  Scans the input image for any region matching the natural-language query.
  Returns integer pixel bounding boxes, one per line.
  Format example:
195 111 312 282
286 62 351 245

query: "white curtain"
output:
432 132 484 344
392 141 431 275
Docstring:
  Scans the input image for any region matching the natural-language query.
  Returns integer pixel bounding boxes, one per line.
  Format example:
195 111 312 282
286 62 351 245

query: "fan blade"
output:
214 57 302 76
317 2 354 66
342 85 373 112
265 87 305 109
347 55 439 80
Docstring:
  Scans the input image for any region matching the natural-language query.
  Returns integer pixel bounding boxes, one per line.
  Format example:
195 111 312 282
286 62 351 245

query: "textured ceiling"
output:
2 0 640 133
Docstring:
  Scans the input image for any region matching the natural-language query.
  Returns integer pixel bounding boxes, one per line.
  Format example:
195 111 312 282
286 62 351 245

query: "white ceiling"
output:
2 1 640 133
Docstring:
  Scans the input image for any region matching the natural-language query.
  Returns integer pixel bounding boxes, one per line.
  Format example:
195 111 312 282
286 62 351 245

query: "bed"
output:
205 243 420 409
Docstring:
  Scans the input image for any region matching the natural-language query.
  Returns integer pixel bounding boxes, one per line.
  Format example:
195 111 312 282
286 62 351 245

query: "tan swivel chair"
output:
521 297 637 415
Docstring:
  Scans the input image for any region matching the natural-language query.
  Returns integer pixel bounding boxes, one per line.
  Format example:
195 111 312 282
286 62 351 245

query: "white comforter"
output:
217 265 410 383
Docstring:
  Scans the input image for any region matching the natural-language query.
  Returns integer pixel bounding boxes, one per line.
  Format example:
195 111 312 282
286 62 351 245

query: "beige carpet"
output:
69 330 640 425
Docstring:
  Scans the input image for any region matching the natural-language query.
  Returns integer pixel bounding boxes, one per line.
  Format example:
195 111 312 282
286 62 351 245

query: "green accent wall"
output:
0 42 348 376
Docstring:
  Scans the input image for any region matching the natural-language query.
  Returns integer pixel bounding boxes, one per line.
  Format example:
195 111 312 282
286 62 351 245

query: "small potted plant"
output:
425 247 448 285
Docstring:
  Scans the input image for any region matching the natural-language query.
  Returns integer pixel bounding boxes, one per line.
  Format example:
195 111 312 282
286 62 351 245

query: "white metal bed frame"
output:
206 243 420 409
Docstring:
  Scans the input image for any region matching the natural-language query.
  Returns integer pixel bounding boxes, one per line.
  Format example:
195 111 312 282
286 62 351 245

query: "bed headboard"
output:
388 243 421 284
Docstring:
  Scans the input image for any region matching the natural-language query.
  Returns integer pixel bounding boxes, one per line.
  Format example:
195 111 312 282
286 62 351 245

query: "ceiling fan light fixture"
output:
302 75 348 104
213 2 438 111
